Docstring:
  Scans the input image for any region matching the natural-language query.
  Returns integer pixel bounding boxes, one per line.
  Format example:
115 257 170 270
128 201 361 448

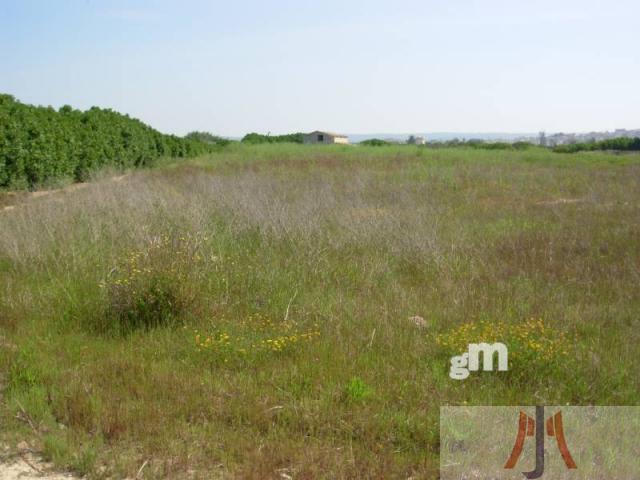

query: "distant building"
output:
407 135 426 145
303 131 349 145
538 131 547 146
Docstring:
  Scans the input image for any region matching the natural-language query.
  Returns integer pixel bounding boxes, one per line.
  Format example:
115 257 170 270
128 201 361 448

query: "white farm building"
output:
303 131 349 145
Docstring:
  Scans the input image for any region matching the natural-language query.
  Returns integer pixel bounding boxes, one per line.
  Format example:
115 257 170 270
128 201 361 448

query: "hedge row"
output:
241 132 304 144
0 94 215 188
553 137 640 153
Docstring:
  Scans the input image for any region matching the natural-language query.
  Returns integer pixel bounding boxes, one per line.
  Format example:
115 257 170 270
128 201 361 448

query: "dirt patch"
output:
0 193 25 210
0 455 78 480
0 174 128 214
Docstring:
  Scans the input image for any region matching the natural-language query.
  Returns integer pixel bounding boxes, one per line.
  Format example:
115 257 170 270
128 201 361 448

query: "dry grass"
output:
0 144 639 478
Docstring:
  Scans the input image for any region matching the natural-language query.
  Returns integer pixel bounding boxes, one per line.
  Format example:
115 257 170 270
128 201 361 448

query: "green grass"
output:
0 144 639 478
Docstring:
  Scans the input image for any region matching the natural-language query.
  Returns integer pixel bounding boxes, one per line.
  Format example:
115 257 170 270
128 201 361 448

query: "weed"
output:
193 312 321 364
100 232 208 333
345 377 373 402
437 318 575 378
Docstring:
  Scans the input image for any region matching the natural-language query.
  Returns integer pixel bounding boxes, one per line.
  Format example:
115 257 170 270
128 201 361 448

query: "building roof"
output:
305 130 348 138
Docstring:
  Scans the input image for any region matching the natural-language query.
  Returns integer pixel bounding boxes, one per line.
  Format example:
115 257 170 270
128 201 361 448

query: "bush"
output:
360 138 390 146
100 233 208 334
241 132 304 144
512 141 534 150
473 142 513 150
185 131 232 146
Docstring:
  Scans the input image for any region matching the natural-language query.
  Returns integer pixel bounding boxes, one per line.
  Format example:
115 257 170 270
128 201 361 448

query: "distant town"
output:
348 129 640 146
531 129 640 146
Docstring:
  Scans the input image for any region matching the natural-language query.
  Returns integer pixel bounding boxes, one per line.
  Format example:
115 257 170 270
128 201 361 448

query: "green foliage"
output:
100 232 208 334
185 130 231 146
43 435 71 465
345 377 373 401
424 139 533 150
553 137 640 153
241 132 304 144
512 141 534 150
0 94 215 188
107 276 182 333
360 138 390 146
43 434 99 476
472 141 515 150
7 346 40 392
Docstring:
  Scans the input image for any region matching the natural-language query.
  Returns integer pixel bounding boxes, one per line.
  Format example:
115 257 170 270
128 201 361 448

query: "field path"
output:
0 174 130 214
0 453 78 480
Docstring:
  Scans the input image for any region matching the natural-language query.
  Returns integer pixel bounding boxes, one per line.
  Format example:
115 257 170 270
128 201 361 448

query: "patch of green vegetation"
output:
184 131 232 146
553 136 640 153
359 138 391 146
344 377 373 402
241 132 304 144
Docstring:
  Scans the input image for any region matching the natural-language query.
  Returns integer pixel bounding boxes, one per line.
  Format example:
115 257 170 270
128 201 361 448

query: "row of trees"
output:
359 138 390 146
184 131 231 146
423 139 534 150
0 94 217 188
359 138 536 149
241 132 304 144
553 137 640 153
360 137 640 153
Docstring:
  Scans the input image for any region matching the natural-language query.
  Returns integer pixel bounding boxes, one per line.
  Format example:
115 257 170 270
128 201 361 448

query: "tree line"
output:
241 132 304 144
184 131 231 146
552 137 640 153
0 94 219 188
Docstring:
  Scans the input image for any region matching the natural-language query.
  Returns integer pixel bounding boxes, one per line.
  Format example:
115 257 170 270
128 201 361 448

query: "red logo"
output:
504 406 577 479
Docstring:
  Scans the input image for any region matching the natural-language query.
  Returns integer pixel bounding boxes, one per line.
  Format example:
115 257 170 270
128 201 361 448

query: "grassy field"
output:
1 144 639 478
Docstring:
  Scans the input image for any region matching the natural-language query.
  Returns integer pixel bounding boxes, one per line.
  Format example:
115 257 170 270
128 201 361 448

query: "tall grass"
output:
0 145 639 478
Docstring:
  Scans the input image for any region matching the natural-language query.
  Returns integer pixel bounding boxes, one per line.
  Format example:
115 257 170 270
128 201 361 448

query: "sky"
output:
1 0 639 137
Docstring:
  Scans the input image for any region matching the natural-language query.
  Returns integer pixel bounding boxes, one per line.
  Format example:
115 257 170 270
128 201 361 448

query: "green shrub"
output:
360 138 390 146
100 232 208 334
185 131 232 146
512 141 534 150
241 132 304 144
107 276 184 332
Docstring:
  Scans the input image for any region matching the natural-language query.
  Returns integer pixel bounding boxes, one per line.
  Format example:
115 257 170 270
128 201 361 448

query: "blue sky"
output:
1 0 639 136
